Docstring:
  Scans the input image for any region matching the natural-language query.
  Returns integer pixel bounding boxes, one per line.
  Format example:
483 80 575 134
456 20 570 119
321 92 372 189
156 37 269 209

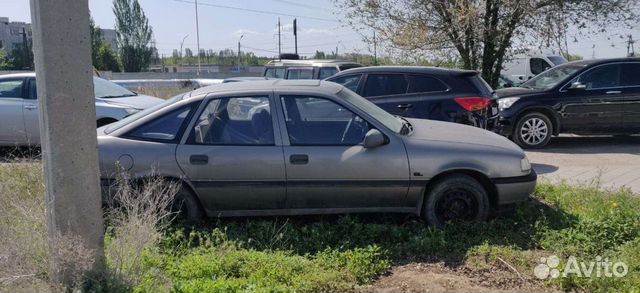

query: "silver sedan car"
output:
98 80 536 226
0 73 163 146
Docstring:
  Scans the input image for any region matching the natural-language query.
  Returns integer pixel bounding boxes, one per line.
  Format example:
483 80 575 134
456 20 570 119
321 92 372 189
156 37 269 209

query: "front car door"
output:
558 63 624 133
619 62 640 133
0 77 28 145
276 93 410 211
176 93 287 215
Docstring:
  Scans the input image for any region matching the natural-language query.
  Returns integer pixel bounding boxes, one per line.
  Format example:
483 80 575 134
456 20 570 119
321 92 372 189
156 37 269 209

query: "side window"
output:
577 64 621 90
530 58 552 75
363 74 408 97
287 67 314 80
318 67 338 79
191 97 273 145
407 75 448 93
265 68 285 79
0 79 24 98
620 63 640 87
329 74 362 92
281 96 370 145
127 105 194 142
28 78 38 99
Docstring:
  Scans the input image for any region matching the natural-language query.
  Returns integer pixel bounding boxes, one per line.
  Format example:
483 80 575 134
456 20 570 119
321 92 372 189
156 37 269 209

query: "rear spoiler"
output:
452 70 480 77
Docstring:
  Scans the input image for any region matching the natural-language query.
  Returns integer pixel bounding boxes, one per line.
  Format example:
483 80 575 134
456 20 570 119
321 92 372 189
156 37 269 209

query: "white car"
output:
0 73 164 146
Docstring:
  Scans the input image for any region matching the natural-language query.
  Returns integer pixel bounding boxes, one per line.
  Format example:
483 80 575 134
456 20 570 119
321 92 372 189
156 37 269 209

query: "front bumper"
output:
492 170 537 205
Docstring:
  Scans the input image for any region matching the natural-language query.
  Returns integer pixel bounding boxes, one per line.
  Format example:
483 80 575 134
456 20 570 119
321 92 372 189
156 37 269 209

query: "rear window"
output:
406 75 448 93
468 75 494 97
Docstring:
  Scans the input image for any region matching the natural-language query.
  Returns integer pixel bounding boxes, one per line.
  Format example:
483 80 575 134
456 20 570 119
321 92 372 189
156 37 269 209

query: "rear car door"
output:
176 94 287 213
360 73 410 116
619 62 640 133
559 63 624 133
0 78 28 145
277 94 410 210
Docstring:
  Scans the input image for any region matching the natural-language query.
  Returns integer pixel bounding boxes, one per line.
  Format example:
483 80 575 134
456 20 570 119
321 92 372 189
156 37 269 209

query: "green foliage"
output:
0 48 10 70
113 0 153 72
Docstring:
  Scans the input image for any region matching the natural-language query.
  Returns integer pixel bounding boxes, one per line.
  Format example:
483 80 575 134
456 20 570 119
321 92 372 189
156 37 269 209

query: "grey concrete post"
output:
29 0 104 286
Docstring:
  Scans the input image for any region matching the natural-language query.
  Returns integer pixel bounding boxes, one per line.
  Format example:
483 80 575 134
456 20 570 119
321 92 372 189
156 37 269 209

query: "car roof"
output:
0 72 36 79
187 79 344 97
331 66 478 77
265 59 361 67
563 57 640 67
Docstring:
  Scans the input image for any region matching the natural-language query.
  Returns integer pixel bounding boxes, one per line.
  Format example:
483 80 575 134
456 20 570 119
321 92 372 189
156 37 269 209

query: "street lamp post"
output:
195 0 201 75
237 34 244 72
180 34 189 66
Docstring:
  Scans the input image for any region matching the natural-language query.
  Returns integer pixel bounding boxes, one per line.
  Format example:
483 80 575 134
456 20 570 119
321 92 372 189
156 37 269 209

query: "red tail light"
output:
454 97 491 112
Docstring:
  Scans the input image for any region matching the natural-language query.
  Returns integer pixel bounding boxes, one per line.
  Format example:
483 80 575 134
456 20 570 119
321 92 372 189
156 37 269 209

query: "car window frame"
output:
619 62 640 88
361 73 410 98
278 94 376 147
0 77 27 99
560 62 626 92
184 95 277 146
405 74 450 94
326 74 364 93
285 66 315 80
122 102 200 144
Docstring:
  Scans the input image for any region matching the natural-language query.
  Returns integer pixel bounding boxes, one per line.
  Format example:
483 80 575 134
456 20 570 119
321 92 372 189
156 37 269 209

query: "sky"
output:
1 0 639 60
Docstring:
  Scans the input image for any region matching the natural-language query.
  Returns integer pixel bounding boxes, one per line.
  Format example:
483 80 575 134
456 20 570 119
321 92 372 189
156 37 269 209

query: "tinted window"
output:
318 67 338 79
281 96 370 145
191 97 273 145
407 75 447 93
363 74 408 97
577 64 621 89
530 58 552 75
0 79 23 98
127 105 193 141
621 63 640 86
265 68 285 79
329 74 362 92
287 68 314 80
28 78 37 99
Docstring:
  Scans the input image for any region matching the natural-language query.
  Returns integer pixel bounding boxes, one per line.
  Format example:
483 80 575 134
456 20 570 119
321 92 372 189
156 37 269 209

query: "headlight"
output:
125 108 141 115
521 157 531 172
498 97 520 111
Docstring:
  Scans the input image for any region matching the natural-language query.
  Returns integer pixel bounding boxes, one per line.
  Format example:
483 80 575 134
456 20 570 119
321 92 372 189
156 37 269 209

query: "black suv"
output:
493 58 640 148
326 66 496 128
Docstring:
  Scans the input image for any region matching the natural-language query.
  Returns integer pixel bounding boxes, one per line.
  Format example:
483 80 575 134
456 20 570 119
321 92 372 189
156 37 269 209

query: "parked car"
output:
493 58 640 148
263 57 362 80
502 51 567 83
326 66 497 128
0 73 164 146
98 80 536 227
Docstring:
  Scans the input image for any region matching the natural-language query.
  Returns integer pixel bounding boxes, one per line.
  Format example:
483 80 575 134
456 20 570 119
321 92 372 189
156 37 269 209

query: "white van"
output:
502 54 567 84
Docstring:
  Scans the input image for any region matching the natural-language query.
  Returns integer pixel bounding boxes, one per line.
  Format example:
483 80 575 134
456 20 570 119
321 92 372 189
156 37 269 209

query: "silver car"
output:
0 73 164 146
98 80 536 226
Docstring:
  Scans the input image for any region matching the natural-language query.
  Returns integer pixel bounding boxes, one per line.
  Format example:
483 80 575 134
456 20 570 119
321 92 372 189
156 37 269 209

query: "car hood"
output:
495 87 544 98
405 118 524 153
96 94 164 109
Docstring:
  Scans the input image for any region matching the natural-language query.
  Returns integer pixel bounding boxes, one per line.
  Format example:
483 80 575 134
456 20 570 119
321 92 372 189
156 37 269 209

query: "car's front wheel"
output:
422 174 490 228
513 112 552 148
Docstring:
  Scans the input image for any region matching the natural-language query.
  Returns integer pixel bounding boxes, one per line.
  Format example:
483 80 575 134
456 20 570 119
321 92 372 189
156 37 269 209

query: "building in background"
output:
0 17 32 55
100 28 118 52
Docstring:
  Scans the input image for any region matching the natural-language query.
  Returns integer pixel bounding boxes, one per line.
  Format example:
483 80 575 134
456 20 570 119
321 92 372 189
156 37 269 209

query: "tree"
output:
113 0 153 72
8 28 34 70
0 48 10 70
337 0 640 87
89 17 120 72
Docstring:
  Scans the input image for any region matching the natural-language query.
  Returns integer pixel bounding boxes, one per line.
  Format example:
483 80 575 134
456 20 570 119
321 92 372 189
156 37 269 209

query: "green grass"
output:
1 161 639 293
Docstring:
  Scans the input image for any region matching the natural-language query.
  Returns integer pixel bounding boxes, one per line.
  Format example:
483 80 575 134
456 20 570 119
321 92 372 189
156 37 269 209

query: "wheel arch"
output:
514 107 560 135
420 169 498 216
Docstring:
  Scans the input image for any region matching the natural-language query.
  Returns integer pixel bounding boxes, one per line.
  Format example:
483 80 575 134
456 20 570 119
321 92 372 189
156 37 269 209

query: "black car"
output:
493 58 640 148
326 66 496 128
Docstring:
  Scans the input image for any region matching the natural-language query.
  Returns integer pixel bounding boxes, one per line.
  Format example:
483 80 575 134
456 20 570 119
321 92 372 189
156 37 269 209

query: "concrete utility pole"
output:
293 18 298 55
278 18 281 58
180 34 189 65
194 0 201 75
237 34 244 72
29 0 104 286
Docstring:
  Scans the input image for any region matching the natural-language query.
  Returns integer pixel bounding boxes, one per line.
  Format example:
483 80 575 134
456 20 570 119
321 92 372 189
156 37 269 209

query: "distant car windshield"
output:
338 89 404 134
547 55 568 66
104 95 183 134
521 63 584 90
94 77 137 99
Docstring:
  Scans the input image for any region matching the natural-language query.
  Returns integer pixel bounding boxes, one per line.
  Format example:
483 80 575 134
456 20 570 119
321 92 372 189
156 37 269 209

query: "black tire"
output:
513 112 553 149
422 174 490 228
172 185 204 224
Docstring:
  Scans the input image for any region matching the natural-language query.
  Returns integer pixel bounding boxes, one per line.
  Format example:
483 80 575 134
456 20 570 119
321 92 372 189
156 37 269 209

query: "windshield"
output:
104 94 184 134
547 55 568 66
94 77 136 99
337 89 405 134
521 63 584 90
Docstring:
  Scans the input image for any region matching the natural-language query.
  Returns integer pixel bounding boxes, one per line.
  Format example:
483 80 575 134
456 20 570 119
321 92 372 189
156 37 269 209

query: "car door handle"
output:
289 154 309 165
397 104 413 109
606 91 622 95
189 155 209 165
24 105 37 110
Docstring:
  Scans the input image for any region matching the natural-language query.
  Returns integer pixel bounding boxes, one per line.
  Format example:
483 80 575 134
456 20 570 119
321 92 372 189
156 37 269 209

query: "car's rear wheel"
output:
172 185 204 224
513 112 552 149
422 174 490 228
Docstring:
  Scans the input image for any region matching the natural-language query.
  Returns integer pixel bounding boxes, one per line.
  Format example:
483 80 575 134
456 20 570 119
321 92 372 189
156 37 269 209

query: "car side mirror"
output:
568 82 586 91
363 129 386 148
